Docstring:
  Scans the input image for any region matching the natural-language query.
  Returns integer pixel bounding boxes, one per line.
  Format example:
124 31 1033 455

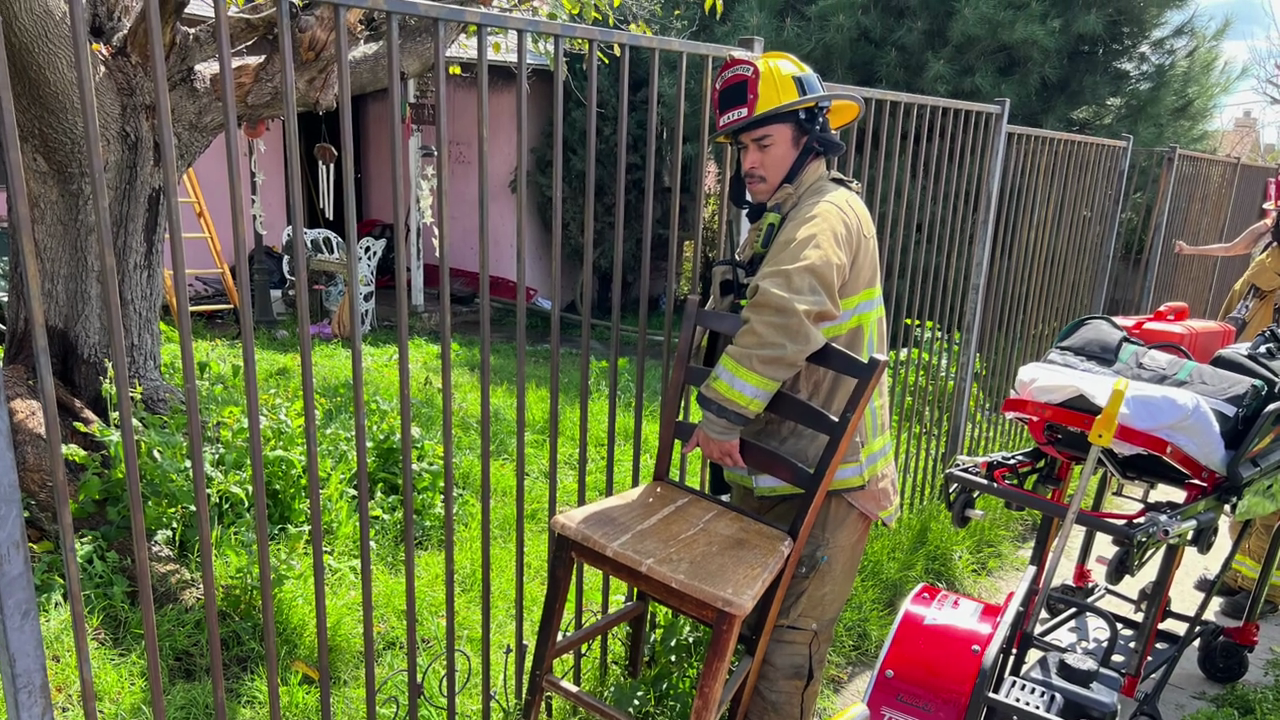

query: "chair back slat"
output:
658 296 889 541
683 364 841 437
671 420 818 493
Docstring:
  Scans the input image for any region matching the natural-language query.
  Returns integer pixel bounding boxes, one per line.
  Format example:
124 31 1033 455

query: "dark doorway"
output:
286 110 364 236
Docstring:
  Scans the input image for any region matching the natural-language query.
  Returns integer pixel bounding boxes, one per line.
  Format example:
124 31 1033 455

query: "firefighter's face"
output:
735 123 804 203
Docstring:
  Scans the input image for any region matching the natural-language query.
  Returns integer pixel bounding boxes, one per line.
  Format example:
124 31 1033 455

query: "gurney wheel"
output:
1045 583 1082 617
1105 547 1133 586
1196 525 1218 556
1197 632 1250 685
951 492 976 529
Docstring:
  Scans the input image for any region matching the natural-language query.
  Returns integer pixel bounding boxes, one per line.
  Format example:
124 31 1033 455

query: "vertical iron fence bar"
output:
949 111 998 458
631 47 661 492
1119 152 1163 314
1076 145 1116 317
1021 139 1069 375
931 110 981 457
1093 135 1134 313
548 35 564 564
978 130 1027 454
1206 157 1244 313
601 43 631 684
274 0 338 713
575 39 601 684
1045 141 1087 332
897 105 939 494
0 24 56 719
476 25 493 720
0 77 96 711
433 18 459 720
331 6 378 717
883 103 919 341
388 16 420 720
679 56 714 489
515 27 530 691
1138 146 1179 311
877 102 906 282
915 108 963 477
661 53 688 394
210 0 273 715
143 1 229 716
945 99 1010 461
1061 143 1102 321
0 364 53 720
996 134 1048 450
66 1 167 715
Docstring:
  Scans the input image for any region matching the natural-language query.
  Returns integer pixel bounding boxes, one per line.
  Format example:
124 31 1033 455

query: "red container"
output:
1113 302 1236 363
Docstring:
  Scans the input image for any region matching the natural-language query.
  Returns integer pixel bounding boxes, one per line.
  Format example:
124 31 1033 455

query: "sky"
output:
1201 0 1278 146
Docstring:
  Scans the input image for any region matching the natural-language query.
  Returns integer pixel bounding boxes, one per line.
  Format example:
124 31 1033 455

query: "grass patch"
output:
1186 657 1280 719
10 319 1028 720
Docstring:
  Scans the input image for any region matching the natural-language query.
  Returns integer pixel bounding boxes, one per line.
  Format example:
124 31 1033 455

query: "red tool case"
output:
1112 302 1236 363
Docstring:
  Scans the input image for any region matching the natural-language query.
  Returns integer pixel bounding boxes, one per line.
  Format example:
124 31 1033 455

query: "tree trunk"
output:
5 100 175 418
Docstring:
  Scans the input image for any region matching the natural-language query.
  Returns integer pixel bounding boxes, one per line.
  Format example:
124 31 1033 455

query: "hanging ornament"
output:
250 137 267 236
243 120 267 139
314 141 338 222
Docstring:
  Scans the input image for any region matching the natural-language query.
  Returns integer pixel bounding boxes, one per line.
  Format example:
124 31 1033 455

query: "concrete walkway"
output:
834 483 1280 719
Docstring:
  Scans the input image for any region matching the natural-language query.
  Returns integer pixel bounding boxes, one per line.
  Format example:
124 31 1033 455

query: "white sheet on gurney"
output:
1010 361 1229 474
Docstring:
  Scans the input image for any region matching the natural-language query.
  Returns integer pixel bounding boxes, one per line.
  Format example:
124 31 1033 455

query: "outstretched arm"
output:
1175 217 1274 257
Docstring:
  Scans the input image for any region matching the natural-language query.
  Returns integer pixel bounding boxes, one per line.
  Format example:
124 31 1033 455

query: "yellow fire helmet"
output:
710 51 864 143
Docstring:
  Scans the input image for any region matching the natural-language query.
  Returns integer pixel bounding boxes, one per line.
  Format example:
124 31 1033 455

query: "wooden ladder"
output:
163 167 239 317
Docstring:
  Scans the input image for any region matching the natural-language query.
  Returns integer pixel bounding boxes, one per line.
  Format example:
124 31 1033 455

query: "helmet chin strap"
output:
729 108 848 225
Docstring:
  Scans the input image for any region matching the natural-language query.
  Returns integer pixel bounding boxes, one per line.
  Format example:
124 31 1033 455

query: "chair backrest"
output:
653 294 890 543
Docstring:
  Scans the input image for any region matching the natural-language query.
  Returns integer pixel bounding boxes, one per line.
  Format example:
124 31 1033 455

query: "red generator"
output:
1112 302 1235 363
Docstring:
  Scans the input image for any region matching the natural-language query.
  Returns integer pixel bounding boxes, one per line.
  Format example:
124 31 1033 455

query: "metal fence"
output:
0 1 1276 718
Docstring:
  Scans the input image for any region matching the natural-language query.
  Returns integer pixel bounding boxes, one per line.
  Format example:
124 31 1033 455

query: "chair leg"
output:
626 590 649 679
521 534 575 720
728 593 783 720
690 610 745 720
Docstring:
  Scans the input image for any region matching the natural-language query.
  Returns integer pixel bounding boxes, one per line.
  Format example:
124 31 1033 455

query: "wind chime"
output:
314 123 338 222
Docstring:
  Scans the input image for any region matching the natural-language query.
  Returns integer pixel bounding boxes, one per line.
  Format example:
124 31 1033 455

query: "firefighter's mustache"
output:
743 171 766 184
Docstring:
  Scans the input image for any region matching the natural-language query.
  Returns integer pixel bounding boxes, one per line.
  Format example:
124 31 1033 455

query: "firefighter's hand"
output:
683 425 746 469
1174 240 1189 254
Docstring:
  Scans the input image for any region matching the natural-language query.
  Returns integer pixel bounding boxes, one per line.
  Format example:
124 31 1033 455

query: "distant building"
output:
1215 110 1269 162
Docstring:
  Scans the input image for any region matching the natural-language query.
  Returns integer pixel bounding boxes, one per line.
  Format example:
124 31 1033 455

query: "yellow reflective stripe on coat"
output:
1231 556 1280 587
707 354 781 415
723 432 894 496
817 288 885 339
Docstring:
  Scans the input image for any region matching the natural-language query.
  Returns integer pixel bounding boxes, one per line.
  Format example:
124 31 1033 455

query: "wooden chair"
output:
520 294 889 720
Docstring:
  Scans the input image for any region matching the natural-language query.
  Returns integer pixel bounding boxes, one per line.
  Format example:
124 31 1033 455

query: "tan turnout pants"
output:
731 485 874 720
1224 510 1280 604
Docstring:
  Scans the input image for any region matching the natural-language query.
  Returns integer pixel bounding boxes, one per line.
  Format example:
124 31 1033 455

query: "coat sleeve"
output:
696 201 853 441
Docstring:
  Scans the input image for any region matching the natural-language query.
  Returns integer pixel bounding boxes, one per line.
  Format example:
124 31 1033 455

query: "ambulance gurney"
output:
863 314 1280 720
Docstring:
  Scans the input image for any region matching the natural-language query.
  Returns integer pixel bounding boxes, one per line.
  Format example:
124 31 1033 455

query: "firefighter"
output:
681 51 897 719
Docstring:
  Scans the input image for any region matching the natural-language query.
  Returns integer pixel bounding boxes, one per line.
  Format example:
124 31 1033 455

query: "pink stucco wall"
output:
358 72 559 301
162 124 289 282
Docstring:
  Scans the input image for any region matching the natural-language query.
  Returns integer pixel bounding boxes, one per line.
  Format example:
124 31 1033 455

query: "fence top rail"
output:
827 83 1002 114
1175 148 1277 170
1007 125 1128 148
347 0 745 56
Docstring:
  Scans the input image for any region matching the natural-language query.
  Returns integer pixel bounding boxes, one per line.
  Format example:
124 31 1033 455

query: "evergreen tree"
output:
699 0 1244 149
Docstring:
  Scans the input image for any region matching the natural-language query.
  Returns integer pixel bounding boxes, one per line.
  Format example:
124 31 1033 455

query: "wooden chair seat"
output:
550 483 793 616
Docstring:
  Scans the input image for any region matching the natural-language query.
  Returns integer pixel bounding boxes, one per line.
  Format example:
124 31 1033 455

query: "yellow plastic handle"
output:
827 702 870 720
1088 378 1129 448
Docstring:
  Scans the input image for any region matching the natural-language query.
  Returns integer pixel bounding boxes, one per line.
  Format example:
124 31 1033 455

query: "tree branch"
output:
123 0 191 66
186 1 284 68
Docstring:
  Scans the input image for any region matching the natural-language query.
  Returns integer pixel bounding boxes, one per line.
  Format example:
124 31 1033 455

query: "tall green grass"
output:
8 321 1029 720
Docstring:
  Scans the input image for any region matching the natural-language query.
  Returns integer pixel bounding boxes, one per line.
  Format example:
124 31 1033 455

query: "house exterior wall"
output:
358 71 564 303
161 124 290 283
